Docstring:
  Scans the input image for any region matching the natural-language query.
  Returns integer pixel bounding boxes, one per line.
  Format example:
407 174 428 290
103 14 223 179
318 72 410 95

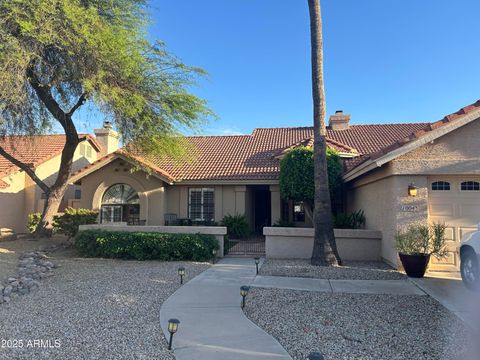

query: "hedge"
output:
75 230 219 261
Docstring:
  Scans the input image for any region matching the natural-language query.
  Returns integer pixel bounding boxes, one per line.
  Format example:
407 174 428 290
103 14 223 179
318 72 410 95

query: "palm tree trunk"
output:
308 0 342 266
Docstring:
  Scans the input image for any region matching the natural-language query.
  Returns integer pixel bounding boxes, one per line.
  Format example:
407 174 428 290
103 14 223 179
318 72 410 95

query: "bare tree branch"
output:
0 146 50 194
68 93 88 116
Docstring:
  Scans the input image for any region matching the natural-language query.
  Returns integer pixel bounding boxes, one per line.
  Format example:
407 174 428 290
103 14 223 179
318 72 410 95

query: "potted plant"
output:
395 223 447 278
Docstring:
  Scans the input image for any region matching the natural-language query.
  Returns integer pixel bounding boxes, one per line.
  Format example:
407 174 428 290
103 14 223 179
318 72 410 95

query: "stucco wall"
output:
79 158 166 225
165 184 248 224
264 227 382 261
0 171 26 232
0 140 97 233
347 118 480 267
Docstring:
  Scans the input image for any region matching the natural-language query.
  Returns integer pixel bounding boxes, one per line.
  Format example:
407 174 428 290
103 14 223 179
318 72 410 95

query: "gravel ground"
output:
0 257 210 359
244 288 474 360
260 259 406 280
0 237 62 280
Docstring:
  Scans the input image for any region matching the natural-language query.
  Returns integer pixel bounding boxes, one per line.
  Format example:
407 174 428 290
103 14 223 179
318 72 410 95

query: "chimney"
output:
329 110 351 130
94 121 120 156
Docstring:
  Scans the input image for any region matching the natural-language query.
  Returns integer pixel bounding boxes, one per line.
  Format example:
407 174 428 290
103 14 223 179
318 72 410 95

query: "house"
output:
0 126 119 234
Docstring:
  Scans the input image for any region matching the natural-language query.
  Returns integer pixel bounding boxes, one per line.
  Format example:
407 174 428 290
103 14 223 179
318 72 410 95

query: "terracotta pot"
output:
399 253 430 278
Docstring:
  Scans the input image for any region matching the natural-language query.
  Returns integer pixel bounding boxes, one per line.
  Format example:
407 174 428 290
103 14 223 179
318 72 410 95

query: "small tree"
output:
0 0 212 236
279 146 343 223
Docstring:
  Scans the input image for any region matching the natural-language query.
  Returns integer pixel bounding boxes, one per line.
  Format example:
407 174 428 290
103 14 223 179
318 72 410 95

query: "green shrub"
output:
27 213 42 233
53 208 98 238
395 223 447 258
221 214 249 239
273 219 295 227
74 230 219 261
334 210 366 229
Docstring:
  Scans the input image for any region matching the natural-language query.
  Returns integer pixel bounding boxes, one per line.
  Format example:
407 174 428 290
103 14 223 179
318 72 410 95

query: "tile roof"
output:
122 123 431 182
69 99 480 183
0 134 102 183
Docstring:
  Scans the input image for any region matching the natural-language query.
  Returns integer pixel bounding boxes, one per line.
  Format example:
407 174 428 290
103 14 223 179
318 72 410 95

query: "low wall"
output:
263 227 382 261
79 225 227 257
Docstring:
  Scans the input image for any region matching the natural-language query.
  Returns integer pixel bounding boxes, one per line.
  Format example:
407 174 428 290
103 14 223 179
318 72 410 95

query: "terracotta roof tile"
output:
123 123 430 181
0 134 101 179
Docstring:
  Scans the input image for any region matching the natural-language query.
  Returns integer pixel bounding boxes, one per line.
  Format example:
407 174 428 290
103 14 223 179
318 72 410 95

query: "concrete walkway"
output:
252 275 425 295
160 258 291 360
409 275 480 332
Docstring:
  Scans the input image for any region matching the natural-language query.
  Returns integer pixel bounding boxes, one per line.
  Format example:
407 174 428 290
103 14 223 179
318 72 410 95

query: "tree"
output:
0 0 212 236
307 0 342 265
279 146 342 224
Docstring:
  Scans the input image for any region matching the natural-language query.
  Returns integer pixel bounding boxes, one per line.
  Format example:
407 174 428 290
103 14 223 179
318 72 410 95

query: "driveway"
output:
410 274 480 332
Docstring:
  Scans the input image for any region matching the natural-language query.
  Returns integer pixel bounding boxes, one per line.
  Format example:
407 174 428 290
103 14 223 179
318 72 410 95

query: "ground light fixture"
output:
240 285 250 309
254 257 260 275
167 318 180 350
212 248 217 264
178 267 186 284
408 183 418 197
308 352 324 360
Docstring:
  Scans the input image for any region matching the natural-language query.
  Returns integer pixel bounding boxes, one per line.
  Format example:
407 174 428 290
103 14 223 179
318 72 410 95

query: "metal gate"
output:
225 236 265 256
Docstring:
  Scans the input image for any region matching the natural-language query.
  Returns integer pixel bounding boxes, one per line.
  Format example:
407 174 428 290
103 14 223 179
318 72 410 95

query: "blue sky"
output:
76 0 480 136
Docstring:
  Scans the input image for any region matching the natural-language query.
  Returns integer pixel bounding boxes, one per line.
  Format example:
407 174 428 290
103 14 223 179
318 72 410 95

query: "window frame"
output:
460 181 480 192
431 181 451 191
188 188 215 221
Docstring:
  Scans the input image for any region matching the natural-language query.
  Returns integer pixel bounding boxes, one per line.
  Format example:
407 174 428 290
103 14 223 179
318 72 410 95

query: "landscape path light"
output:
254 257 260 275
167 318 180 350
240 285 250 309
212 248 217 264
178 267 186 285
308 352 324 360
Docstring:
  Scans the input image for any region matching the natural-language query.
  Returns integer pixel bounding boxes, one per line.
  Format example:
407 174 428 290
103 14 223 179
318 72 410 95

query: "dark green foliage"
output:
74 230 219 261
27 213 42 233
53 208 98 238
273 219 296 227
28 208 98 236
221 214 250 239
279 146 343 208
334 210 366 229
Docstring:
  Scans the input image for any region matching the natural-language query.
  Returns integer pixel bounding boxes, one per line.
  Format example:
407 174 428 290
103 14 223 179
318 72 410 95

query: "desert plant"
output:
53 208 98 239
334 210 366 229
395 223 448 258
74 230 218 261
221 214 250 239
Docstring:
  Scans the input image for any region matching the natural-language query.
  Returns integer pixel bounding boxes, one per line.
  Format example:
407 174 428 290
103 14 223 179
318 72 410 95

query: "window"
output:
293 201 305 222
461 181 480 191
431 181 450 191
74 189 81 199
101 184 140 224
188 188 214 221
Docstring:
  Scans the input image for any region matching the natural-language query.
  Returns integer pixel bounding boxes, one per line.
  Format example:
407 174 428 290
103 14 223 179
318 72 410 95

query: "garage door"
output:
428 177 480 272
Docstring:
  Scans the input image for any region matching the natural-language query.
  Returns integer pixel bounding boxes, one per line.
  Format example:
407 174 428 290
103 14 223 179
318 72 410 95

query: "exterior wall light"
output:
178 267 186 284
308 352 325 360
240 285 250 309
167 318 180 350
254 257 260 275
408 183 418 197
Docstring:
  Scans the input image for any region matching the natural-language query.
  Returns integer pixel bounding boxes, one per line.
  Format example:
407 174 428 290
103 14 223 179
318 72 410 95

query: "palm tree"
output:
308 0 342 266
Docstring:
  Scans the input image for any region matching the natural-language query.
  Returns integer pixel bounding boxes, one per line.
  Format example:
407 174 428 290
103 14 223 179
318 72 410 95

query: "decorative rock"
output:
1 247 56 305
3 285 12 296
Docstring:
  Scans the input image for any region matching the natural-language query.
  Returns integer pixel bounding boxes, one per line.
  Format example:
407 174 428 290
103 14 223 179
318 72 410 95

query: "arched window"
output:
461 181 480 191
431 181 450 191
102 184 139 205
101 184 140 224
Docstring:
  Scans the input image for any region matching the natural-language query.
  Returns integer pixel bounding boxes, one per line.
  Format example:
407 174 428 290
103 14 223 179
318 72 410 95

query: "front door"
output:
254 188 271 233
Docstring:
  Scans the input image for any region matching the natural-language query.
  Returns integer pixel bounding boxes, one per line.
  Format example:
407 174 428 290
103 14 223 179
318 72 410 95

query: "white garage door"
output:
428 177 480 272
